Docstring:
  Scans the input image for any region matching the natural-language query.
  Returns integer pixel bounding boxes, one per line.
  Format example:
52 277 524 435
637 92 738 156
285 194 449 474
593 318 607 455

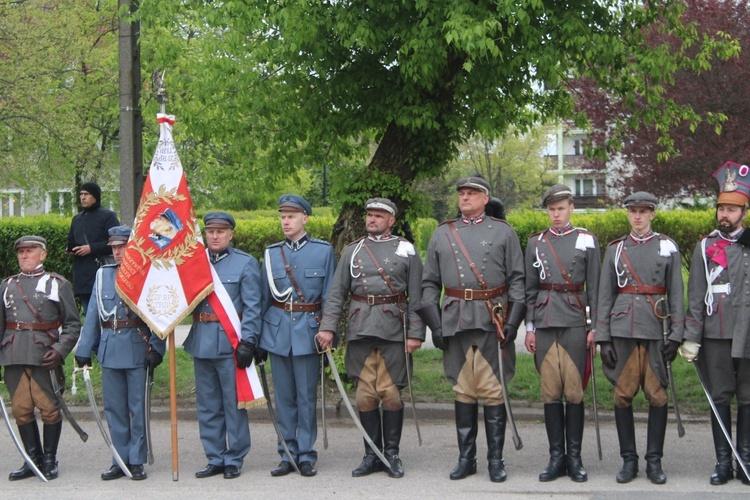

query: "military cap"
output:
278 194 313 216
203 211 236 229
14 235 47 251
542 184 574 208
108 225 132 246
713 161 750 207
456 175 490 195
365 197 397 216
623 191 657 210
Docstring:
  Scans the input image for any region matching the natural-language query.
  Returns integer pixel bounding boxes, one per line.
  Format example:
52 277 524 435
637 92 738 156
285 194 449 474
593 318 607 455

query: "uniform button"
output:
636 297 640 301
458 266 463 270
460 274 465 278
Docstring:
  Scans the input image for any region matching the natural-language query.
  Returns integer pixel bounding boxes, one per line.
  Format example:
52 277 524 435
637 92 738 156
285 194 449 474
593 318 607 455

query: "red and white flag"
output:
116 113 265 408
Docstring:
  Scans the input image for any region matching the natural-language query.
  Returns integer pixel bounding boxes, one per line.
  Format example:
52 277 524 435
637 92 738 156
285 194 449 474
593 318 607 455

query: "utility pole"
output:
118 0 144 224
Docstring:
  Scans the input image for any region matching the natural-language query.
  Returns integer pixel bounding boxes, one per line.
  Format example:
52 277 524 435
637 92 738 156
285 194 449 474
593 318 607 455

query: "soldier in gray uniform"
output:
0 235 81 480
318 198 425 479
75 226 166 481
421 175 526 483
524 184 600 483
681 161 750 485
255 194 335 478
183 212 261 480
596 192 684 485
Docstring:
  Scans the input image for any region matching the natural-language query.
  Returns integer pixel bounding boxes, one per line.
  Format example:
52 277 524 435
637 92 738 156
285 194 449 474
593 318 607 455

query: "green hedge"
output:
0 209 722 283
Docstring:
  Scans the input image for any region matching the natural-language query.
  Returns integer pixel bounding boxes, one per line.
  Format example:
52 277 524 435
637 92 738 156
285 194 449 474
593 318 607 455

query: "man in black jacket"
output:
66 182 119 313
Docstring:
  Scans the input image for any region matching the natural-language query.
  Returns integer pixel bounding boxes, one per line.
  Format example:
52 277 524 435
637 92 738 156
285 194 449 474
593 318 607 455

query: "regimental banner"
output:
116 114 214 339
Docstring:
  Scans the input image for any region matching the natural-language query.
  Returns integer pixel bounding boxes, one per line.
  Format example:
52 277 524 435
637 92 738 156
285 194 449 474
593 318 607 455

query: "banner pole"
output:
169 330 179 481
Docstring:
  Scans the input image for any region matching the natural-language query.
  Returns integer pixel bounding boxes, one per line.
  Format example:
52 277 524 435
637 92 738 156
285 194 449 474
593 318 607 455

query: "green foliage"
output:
412 218 439 255
0 216 73 281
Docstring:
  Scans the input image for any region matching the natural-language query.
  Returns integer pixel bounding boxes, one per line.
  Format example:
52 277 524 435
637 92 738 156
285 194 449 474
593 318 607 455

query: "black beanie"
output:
79 182 102 202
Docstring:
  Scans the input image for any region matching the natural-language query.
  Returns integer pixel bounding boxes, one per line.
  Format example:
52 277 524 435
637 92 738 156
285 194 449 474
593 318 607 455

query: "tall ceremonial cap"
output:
278 194 312 216
365 197 397 216
14 235 46 251
456 175 490 195
623 191 657 210
713 161 750 207
107 226 132 246
542 184 574 208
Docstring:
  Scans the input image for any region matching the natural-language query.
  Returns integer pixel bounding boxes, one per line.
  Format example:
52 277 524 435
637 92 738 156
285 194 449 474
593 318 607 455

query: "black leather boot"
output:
566 402 587 482
645 405 668 485
449 401 478 480
710 404 733 485
484 404 507 482
9 421 42 481
539 403 566 482
41 419 62 480
382 407 404 478
615 406 638 483
351 409 384 477
737 405 750 485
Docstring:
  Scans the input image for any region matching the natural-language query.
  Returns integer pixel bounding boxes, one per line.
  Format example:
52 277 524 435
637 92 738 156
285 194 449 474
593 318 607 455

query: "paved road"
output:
0 413 747 498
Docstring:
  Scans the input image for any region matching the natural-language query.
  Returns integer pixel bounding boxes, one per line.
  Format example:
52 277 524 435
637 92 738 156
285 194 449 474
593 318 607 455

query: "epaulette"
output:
346 236 367 247
529 229 545 239
48 272 68 282
309 238 333 247
232 248 251 257
267 241 284 249
488 215 509 224
437 217 460 227
574 227 593 235
607 236 627 247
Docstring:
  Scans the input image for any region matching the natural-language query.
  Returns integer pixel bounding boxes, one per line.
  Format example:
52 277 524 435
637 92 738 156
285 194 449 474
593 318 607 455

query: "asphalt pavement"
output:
1 325 744 498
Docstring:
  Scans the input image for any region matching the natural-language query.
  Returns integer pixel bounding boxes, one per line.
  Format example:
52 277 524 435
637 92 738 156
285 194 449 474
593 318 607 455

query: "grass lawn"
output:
0 347 712 415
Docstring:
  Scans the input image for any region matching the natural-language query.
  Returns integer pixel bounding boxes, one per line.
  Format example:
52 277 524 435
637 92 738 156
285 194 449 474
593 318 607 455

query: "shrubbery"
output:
0 209 721 282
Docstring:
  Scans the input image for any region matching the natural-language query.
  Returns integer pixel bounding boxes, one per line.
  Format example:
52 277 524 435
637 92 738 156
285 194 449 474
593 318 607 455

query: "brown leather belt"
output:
618 285 667 295
539 283 585 292
193 312 220 323
5 320 61 331
101 319 146 329
444 284 507 301
351 292 406 306
272 300 322 313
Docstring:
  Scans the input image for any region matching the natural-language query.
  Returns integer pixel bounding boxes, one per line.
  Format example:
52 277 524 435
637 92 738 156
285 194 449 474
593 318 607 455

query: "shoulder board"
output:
437 217 460 227
101 263 119 269
574 227 593 236
346 236 367 247
2 275 17 284
48 272 67 281
489 217 512 227
529 230 545 239
607 236 627 247
309 238 332 246
232 248 251 257
267 241 284 249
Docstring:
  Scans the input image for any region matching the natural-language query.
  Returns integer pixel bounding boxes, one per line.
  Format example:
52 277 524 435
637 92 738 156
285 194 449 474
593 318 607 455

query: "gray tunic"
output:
319 236 425 343
595 234 684 343
0 271 80 366
422 218 525 335
525 227 600 329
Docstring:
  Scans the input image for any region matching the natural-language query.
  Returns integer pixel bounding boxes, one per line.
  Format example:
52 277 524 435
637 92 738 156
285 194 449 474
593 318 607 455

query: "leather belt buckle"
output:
367 295 376 306
284 302 293 312
553 283 563 291
463 289 474 300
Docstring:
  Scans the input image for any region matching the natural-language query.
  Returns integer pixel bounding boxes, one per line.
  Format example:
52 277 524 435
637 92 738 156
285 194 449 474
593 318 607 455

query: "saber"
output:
145 367 154 465
694 363 750 479
492 303 522 450
49 369 88 442
401 312 422 446
589 346 602 460
320 355 328 449
77 366 132 478
497 344 522 450
321 347 391 470
0 391 47 483
654 298 685 438
259 361 300 474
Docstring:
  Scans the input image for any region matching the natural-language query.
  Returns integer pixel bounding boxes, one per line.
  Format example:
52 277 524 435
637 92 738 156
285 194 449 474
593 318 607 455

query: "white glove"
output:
678 340 701 363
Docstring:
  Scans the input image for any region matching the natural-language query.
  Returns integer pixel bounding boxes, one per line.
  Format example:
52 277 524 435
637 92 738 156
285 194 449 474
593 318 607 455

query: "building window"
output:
0 191 21 218
575 179 595 196
573 140 582 156
48 191 76 216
